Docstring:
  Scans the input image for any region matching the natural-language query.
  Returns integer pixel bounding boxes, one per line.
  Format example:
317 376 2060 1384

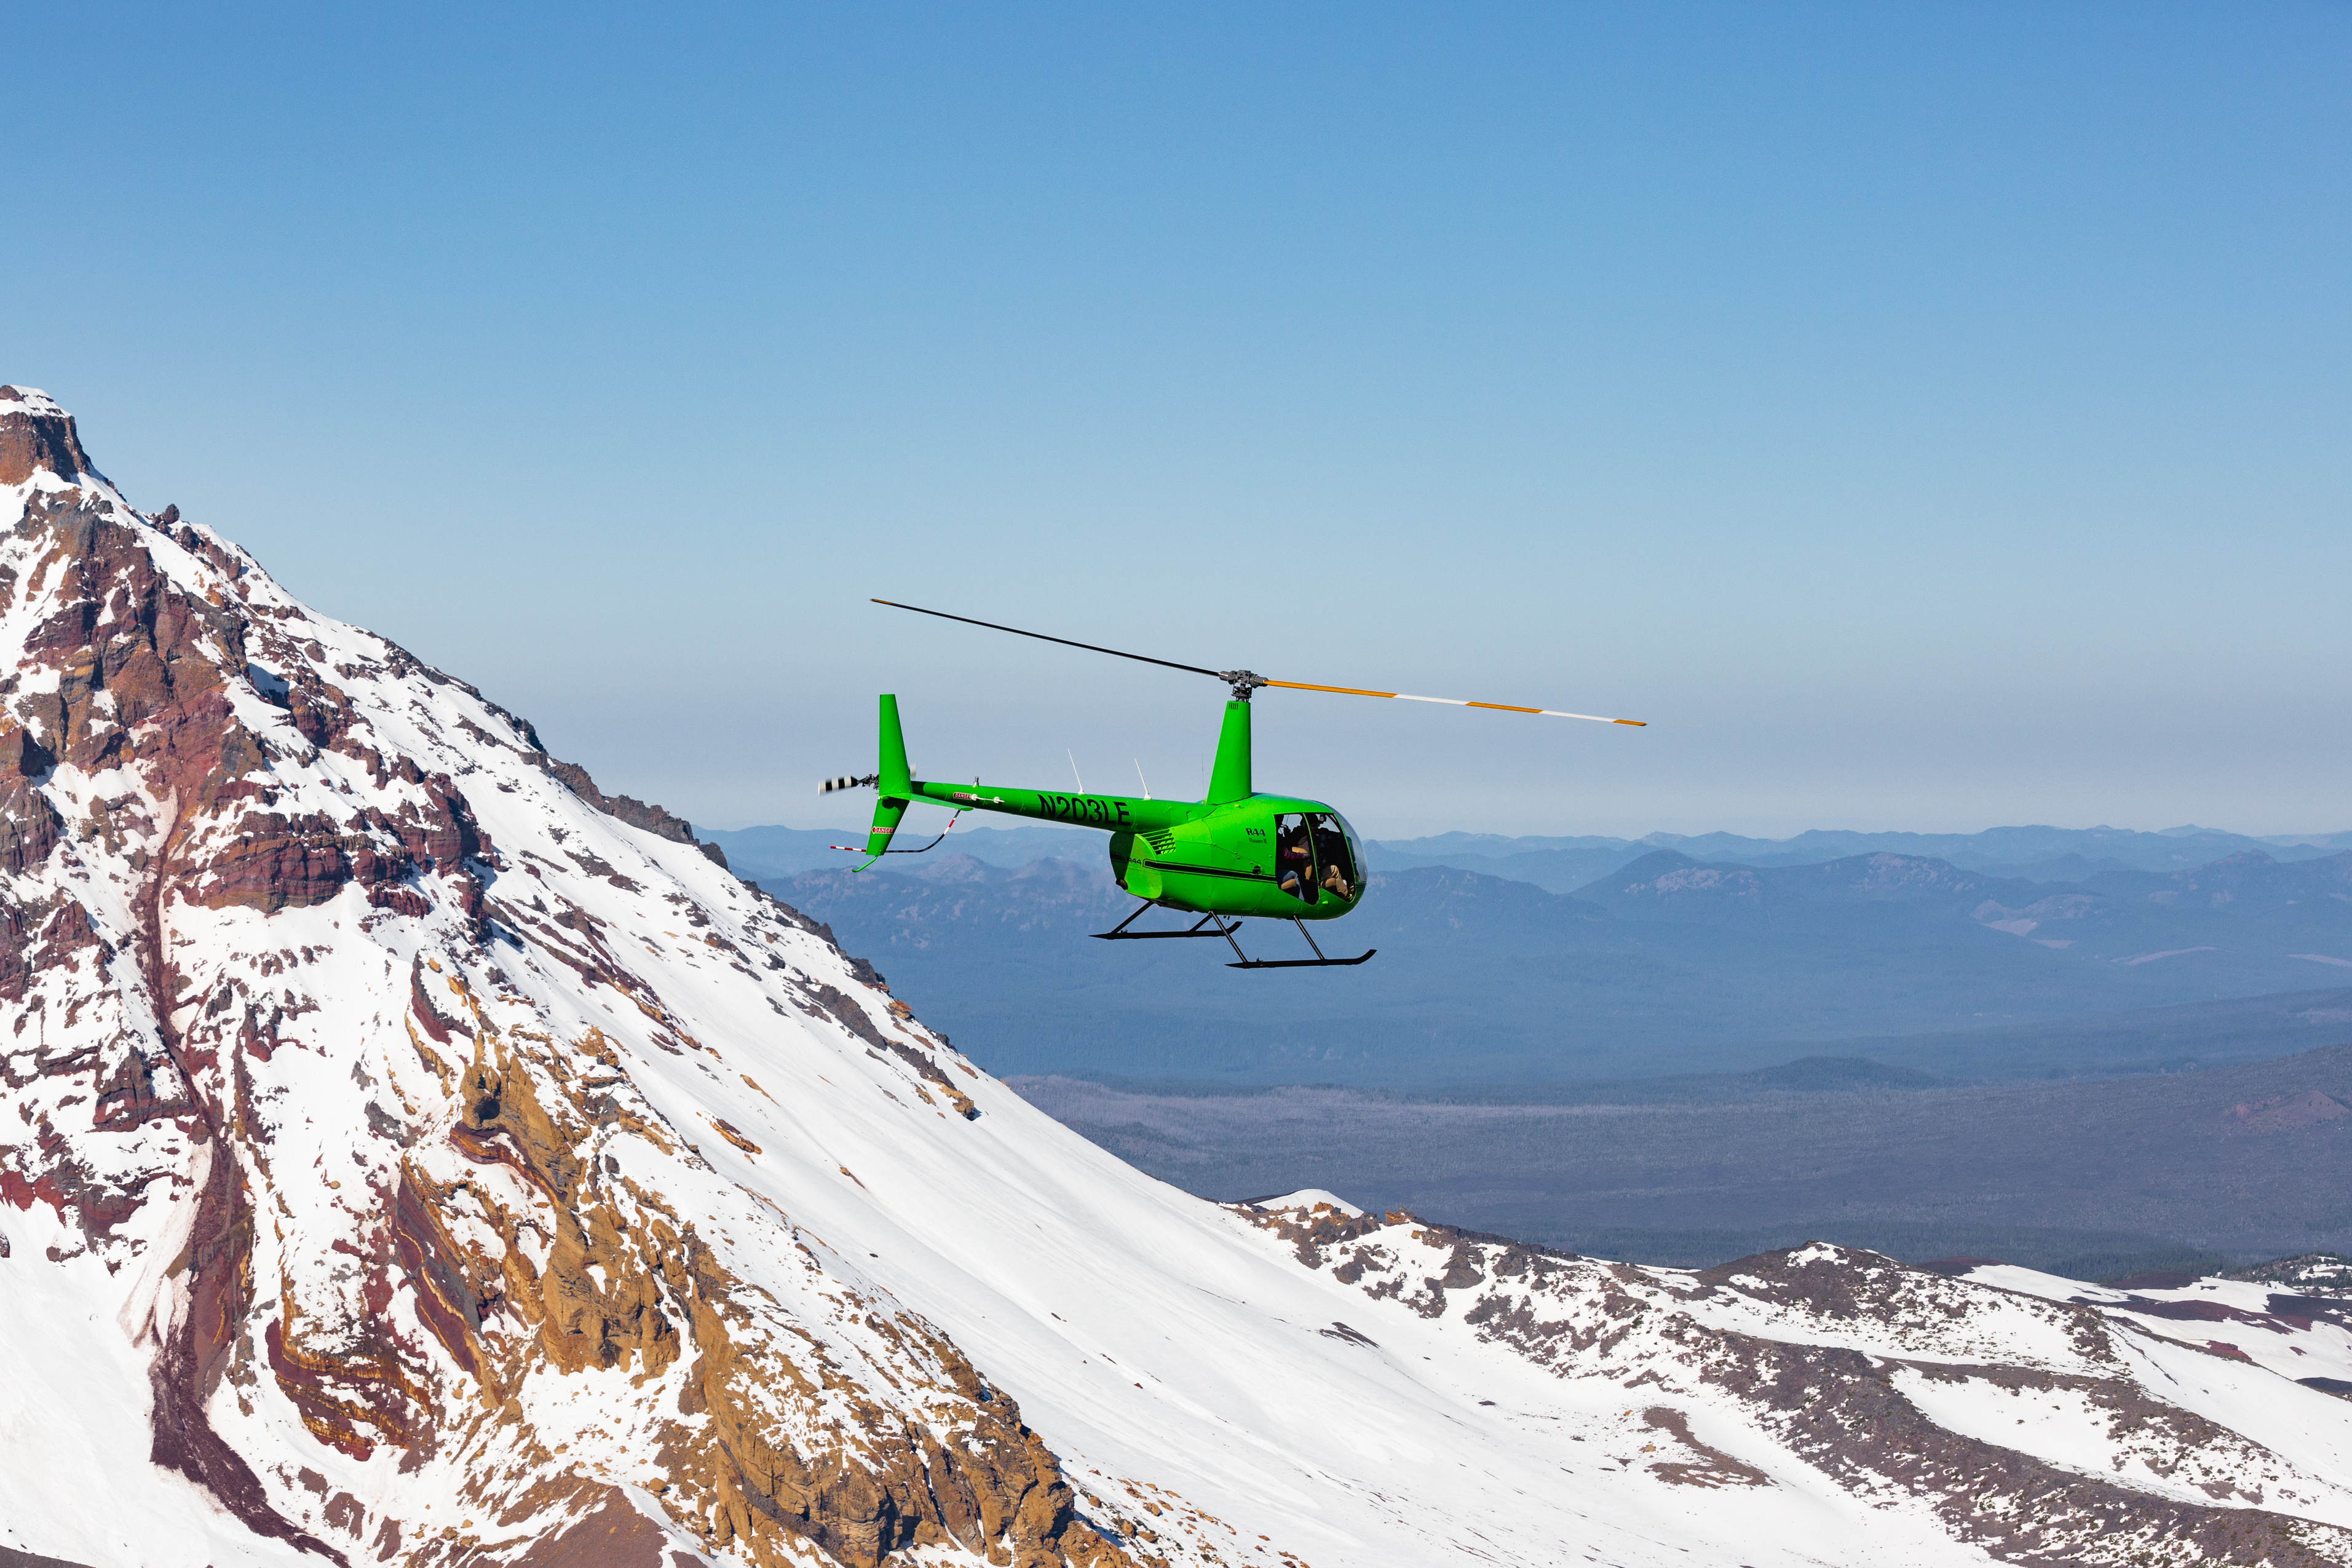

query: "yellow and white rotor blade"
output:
1263 679 1646 726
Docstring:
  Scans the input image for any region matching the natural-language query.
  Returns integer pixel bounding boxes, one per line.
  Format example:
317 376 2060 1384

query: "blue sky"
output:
11 3 2348 837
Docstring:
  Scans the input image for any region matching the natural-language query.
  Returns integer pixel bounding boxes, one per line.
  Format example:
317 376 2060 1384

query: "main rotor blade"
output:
871 599 1224 680
869 598 1645 724
1264 679 1647 726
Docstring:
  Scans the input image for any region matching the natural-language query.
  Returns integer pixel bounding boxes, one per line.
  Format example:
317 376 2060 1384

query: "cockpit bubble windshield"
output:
1274 810 1363 906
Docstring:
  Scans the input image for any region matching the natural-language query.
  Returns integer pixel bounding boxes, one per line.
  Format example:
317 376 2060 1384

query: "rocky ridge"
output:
5 385 2352 1568
1240 1198 2352 1566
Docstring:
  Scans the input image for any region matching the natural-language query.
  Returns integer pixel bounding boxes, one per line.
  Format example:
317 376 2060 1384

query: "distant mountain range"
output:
708 819 2352 892
766 838 2352 1086
1364 822 2352 893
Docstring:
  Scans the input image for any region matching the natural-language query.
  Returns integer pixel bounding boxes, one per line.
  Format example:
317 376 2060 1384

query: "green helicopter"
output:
822 600 1647 969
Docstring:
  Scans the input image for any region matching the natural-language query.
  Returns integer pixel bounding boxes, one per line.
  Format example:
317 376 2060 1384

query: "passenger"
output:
1321 863 1351 899
1278 830 1314 899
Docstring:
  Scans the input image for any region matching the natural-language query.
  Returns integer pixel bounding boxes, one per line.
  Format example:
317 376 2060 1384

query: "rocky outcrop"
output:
0 386 100 487
537 755 729 868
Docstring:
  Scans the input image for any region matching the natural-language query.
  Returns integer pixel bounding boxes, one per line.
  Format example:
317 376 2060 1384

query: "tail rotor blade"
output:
1262 679 1646 726
820 774 879 794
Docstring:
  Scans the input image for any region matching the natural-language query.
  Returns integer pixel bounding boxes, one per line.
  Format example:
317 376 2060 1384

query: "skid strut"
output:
1090 903 1228 940
1226 916 1377 969
1089 904 1376 967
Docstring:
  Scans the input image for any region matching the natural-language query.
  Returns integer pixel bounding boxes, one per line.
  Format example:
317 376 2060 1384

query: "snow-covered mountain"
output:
5 383 2352 1568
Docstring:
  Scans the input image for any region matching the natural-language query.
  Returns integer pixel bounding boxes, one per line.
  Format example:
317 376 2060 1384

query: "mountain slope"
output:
7 384 2352 1568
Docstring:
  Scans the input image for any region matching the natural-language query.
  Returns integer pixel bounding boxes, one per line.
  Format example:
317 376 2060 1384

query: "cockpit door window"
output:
1275 812 1360 904
1313 816 1358 901
1275 814 1318 902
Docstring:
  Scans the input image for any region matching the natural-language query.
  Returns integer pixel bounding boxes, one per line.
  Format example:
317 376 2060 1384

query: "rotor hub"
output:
1219 670 1268 701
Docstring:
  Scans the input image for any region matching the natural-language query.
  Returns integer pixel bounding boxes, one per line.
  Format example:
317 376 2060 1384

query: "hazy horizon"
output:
13 4 2347 838
702 812 2352 847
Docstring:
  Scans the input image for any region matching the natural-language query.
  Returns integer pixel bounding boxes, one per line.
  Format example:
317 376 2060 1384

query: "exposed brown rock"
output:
881 1037 981 1120
196 812 358 911
506 1492 674 1567
0 386 98 485
1640 1406 1770 1488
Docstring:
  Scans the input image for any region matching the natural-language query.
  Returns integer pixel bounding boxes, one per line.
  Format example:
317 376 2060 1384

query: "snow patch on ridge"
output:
0 384 66 414
1246 1188 1364 1216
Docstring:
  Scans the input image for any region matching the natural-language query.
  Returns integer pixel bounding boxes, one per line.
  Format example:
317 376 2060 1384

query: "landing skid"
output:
1089 903 1376 968
1227 916 1377 969
1090 906 1229 940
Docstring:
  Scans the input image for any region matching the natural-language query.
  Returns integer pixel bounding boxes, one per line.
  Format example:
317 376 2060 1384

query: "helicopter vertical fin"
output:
1206 699 1252 804
878 694 913 797
861 694 914 861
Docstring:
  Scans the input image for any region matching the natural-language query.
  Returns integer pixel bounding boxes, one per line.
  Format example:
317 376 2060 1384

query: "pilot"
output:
1313 827 1353 898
